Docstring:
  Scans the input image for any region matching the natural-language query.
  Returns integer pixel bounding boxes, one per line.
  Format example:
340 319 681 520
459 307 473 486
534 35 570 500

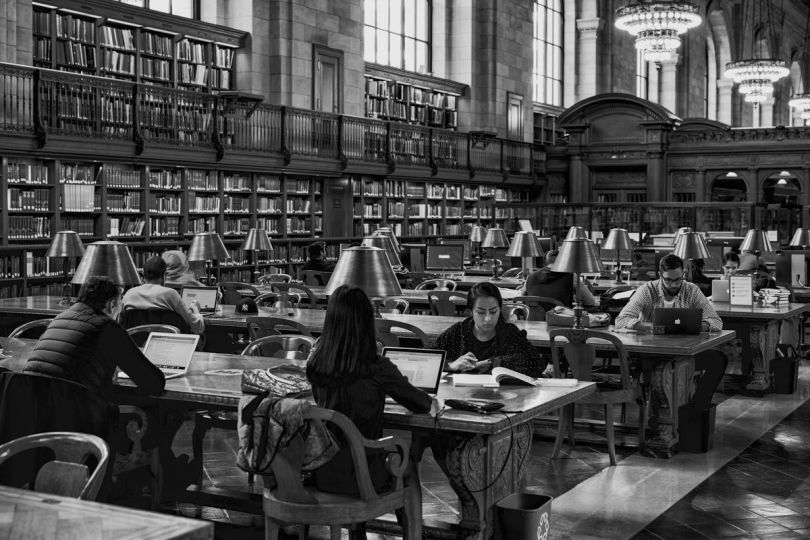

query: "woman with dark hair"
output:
306 285 439 536
434 282 545 376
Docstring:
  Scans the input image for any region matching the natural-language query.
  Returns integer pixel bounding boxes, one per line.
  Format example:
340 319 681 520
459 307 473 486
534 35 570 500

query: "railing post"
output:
280 106 291 165
212 95 224 161
133 83 143 155
337 114 347 170
33 70 46 148
428 128 438 176
467 133 475 178
385 121 395 173
500 139 507 181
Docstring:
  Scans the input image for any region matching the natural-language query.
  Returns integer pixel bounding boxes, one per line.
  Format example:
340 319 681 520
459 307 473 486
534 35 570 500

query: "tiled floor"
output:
130 365 810 540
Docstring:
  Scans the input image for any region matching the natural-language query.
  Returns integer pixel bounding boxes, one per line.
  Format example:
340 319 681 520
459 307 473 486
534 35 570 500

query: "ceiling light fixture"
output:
615 2 702 62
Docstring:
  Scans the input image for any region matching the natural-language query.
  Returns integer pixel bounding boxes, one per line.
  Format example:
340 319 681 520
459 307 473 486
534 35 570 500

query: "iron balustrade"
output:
0 65 35 133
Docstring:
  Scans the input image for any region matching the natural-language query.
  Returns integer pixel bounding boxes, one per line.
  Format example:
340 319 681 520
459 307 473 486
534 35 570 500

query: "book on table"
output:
452 367 578 388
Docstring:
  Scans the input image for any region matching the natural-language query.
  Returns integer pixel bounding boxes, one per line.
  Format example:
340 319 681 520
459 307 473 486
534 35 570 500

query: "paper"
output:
538 378 579 387
730 275 753 306
452 374 499 387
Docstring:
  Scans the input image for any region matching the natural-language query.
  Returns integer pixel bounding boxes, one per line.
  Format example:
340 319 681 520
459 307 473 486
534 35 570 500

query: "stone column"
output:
716 79 734 125
576 18 603 99
760 97 775 128
647 61 660 104
659 55 678 113
752 103 761 128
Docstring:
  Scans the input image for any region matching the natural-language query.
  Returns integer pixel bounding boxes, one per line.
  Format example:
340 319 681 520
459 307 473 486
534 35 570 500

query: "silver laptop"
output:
181 285 219 313
382 347 446 396
142 332 200 379
711 279 730 302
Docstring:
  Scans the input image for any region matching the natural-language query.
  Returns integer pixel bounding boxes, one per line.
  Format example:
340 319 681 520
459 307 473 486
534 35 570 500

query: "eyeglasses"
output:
723 265 738 273
661 276 684 285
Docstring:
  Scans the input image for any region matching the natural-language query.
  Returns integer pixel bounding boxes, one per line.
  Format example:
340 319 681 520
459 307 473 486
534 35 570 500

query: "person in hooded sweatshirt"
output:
521 249 595 307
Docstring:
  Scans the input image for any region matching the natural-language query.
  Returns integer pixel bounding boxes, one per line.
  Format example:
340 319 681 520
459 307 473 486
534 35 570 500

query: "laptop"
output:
382 347 447 397
142 332 200 379
651 308 702 335
181 285 219 313
711 279 730 302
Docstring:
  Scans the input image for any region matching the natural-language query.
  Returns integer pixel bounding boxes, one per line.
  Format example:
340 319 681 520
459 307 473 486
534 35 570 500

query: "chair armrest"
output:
364 434 410 479
118 405 148 444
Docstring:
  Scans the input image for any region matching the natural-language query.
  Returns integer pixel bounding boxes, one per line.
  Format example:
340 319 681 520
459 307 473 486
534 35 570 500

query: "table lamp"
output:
740 229 773 284
469 225 487 267
789 228 810 248
325 246 402 317
374 227 401 254
187 231 230 285
602 228 634 284
481 227 510 280
672 226 692 246
241 228 273 284
361 234 402 268
71 240 141 288
47 230 85 305
673 232 710 283
564 226 588 240
506 231 543 279
551 238 604 328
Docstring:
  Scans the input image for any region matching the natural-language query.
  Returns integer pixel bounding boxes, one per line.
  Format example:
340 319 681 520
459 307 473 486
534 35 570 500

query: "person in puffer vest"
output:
24 276 165 399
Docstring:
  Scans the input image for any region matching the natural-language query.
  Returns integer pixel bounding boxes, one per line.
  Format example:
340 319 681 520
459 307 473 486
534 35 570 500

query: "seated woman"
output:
306 285 440 537
434 282 546 377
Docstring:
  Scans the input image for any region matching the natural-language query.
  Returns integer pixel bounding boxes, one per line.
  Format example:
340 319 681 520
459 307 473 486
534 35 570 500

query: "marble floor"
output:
146 363 810 540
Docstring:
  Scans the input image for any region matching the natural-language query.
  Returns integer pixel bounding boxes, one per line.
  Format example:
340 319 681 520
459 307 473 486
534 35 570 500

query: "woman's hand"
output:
472 359 492 372
447 352 477 373
429 397 444 417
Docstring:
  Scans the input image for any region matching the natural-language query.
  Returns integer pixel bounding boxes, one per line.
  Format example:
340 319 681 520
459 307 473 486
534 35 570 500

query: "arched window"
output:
533 0 563 106
364 0 430 73
710 173 747 202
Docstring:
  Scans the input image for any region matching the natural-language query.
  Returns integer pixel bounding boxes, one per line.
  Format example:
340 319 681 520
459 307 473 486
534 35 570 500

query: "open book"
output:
452 367 578 388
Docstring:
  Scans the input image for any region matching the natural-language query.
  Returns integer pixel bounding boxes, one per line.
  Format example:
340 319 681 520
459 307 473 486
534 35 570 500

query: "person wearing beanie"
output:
162 250 205 287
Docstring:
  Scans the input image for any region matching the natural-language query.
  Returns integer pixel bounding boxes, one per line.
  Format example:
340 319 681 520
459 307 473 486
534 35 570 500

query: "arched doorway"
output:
763 171 802 243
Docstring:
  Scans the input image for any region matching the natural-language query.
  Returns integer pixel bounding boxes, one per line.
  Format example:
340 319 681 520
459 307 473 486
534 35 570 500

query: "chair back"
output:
427 291 467 316
500 268 522 278
513 295 565 321
126 324 180 347
255 291 299 309
374 319 429 348
414 278 457 291
501 303 529 322
8 318 54 339
246 316 313 341
220 282 260 305
270 283 317 308
0 432 109 500
119 308 190 335
373 298 410 314
549 328 631 390
524 269 575 307
242 335 316 359
302 270 332 286
258 273 292 284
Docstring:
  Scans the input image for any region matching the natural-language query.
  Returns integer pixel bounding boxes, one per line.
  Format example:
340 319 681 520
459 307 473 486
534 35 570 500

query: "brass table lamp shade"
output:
361 235 402 267
469 225 486 243
789 228 810 247
564 226 588 240
374 227 401 253
602 228 633 284
672 226 693 246
481 227 509 248
740 229 773 253
71 241 141 287
241 228 273 251
506 231 543 278
551 239 604 328
324 246 402 298
673 232 710 260
188 232 230 262
47 231 85 305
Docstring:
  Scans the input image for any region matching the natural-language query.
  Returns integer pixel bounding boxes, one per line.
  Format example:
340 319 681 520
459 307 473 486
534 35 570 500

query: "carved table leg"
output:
642 355 694 458
746 320 779 392
431 422 533 539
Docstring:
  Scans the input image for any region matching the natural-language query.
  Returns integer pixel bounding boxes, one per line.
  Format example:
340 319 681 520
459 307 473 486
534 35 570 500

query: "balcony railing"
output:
2 62 544 178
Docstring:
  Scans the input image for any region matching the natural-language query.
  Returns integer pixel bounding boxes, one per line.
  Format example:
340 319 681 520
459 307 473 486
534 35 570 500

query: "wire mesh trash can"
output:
496 492 552 540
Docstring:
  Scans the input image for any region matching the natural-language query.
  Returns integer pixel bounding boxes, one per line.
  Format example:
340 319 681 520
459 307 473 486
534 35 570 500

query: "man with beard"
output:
615 253 721 333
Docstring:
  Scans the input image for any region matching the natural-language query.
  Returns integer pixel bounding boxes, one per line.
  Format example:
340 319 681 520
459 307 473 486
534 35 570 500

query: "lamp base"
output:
572 304 585 329
58 282 73 306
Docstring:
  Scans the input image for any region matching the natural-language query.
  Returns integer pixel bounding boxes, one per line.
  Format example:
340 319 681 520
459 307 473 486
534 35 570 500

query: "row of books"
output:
141 58 172 81
257 198 283 213
214 48 235 68
99 26 135 50
149 217 180 237
108 192 141 212
223 217 250 234
224 196 251 213
109 217 145 237
187 170 217 190
60 164 96 184
7 216 51 239
150 194 182 214
177 41 207 63
34 38 52 62
8 188 50 211
106 167 141 188
34 11 51 35
287 217 318 234
55 41 96 69
188 216 217 234
285 179 313 194
255 217 281 234
61 217 95 236
100 50 136 75
354 202 382 218
148 170 182 190
178 64 208 86
212 70 232 90
257 176 283 192
62 184 96 212
142 33 173 58
0 256 22 278
25 253 69 278
56 15 95 43
223 175 251 191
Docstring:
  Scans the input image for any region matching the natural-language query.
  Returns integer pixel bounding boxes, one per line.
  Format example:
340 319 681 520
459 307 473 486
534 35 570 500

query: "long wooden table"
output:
0 336 593 540
0 484 212 539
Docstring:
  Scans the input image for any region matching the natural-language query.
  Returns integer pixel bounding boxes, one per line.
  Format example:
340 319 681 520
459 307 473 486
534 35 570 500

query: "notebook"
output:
651 308 702 335
181 286 219 313
382 347 447 396
711 279 730 302
142 332 200 379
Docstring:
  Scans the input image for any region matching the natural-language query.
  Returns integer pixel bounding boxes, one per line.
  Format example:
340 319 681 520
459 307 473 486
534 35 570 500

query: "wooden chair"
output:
263 407 418 540
427 291 468 316
302 270 332 286
269 283 318 308
374 319 429 349
501 302 530 322
373 297 410 314
8 318 53 339
220 282 260 305
246 316 313 341
125 323 180 347
0 432 109 500
255 291 299 309
500 267 522 278
513 295 565 321
414 278 457 291
549 328 645 466
258 273 292 285
119 309 204 350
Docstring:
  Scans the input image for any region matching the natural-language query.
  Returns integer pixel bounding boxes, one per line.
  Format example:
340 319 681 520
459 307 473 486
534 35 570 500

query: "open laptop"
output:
142 332 200 379
382 347 446 398
711 279 730 302
181 285 219 313
651 308 702 335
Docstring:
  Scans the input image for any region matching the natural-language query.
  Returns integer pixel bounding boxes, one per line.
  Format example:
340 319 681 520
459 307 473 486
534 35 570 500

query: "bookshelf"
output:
186 168 219 235
32 1 243 92
364 74 460 130
105 164 145 238
58 161 99 240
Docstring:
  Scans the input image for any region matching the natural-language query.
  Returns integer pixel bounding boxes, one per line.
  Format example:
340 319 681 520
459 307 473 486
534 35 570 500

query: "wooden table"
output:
304 286 522 308
0 484 212 539
456 275 524 289
0 337 593 540
587 279 651 294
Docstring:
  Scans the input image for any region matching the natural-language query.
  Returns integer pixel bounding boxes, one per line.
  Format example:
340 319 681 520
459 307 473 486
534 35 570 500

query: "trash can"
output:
496 492 552 540
771 356 799 394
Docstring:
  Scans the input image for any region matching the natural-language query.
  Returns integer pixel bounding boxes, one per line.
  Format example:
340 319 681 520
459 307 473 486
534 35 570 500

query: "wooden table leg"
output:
431 422 533 539
643 355 694 458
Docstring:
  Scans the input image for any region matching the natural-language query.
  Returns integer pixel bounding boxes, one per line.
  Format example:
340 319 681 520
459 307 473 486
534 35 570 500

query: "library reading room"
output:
3 0 810 539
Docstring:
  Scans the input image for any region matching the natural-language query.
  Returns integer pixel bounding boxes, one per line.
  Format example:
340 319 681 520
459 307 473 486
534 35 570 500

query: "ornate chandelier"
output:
615 2 702 62
724 59 789 103
789 94 810 119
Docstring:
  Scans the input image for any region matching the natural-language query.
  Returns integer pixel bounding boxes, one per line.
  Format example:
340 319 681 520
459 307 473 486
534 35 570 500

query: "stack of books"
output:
760 288 790 306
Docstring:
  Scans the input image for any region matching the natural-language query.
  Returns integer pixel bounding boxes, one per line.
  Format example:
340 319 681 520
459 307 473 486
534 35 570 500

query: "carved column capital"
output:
576 17 603 35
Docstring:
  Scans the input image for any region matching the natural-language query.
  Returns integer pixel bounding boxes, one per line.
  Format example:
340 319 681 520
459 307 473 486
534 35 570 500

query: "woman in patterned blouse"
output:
433 282 546 378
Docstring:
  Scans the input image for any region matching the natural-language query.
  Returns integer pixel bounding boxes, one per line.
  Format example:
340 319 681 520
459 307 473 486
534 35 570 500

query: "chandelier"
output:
789 94 810 120
724 59 789 104
615 2 702 62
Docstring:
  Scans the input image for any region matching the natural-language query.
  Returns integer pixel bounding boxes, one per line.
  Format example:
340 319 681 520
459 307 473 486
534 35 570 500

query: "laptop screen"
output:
181 286 218 312
382 347 446 394
142 333 199 376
